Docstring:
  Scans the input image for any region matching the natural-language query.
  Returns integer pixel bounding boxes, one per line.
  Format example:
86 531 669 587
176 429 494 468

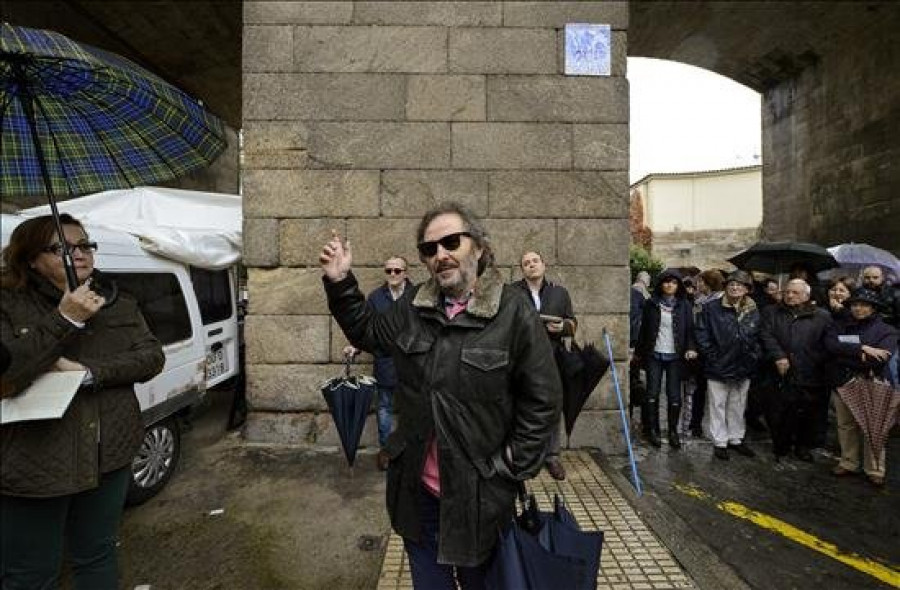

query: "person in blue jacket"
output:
345 256 412 470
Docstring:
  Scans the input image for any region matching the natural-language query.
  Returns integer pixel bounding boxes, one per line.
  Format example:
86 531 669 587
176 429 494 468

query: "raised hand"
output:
319 229 352 282
58 278 105 323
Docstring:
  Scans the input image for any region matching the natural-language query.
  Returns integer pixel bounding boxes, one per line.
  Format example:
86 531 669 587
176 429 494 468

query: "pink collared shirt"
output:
420 293 471 497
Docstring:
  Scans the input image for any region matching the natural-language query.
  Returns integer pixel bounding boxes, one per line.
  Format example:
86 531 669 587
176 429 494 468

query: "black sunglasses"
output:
43 241 98 256
417 232 471 258
384 268 406 275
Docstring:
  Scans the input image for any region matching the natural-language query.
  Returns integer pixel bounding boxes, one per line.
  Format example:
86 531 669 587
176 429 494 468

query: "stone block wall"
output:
761 17 900 254
242 1 631 453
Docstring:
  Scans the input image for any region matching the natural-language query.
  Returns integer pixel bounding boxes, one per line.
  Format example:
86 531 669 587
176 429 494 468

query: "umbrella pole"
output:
603 329 643 496
13 62 79 291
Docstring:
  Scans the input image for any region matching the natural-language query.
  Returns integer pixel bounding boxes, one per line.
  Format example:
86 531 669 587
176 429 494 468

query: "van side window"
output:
189 267 233 325
108 272 193 345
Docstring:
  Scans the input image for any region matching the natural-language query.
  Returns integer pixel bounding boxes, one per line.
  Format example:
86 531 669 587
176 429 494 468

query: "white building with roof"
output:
630 165 762 271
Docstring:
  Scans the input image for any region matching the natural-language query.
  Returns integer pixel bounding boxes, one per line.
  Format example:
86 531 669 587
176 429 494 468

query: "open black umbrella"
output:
728 241 838 276
320 360 377 467
1 23 226 289
555 341 610 443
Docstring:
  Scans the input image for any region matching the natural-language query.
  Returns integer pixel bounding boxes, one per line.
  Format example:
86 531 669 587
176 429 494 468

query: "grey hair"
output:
786 278 811 296
416 202 495 275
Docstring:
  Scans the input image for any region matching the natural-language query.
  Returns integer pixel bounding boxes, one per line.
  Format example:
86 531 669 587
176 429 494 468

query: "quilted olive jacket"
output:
1 270 165 497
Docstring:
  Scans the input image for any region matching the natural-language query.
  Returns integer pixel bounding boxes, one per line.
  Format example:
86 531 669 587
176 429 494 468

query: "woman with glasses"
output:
0 214 164 589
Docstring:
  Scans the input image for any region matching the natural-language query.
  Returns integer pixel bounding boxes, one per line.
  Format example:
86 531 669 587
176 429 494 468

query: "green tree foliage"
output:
629 245 664 282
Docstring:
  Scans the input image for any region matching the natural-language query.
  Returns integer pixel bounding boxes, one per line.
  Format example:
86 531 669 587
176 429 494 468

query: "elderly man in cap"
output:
694 270 762 460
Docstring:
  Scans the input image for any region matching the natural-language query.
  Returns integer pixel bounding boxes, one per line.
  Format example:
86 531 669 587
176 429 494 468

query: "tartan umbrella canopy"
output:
0 23 226 289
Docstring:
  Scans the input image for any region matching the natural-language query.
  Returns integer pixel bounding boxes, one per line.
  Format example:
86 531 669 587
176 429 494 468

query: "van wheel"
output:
126 417 181 506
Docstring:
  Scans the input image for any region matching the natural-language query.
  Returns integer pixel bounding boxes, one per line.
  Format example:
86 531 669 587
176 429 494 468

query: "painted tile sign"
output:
565 23 611 76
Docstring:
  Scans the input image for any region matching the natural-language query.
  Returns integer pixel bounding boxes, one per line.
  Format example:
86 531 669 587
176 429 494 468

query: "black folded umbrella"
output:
555 342 610 443
487 485 603 590
320 360 376 466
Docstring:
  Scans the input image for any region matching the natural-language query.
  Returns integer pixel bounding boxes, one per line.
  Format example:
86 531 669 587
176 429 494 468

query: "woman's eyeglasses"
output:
384 268 406 275
416 232 471 258
43 241 98 256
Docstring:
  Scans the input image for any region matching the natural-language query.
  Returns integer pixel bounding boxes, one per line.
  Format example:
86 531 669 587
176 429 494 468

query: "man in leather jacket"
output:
319 202 561 588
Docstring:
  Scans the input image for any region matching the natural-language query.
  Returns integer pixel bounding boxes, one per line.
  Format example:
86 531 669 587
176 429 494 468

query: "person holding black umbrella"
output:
320 202 561 589
513 250 576 480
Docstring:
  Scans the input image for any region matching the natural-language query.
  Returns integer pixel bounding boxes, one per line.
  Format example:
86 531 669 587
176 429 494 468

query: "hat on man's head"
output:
725 270 754 290
845 288 883 309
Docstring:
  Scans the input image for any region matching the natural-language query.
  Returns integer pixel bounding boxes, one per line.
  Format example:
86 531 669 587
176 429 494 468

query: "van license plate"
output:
206 348 227 380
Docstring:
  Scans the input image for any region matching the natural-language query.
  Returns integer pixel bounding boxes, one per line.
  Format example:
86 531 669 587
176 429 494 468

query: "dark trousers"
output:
646 355 682 408
0 468 130 590
768 385 825 456
376 386 394 448
403 488 490 590
689 375 707 431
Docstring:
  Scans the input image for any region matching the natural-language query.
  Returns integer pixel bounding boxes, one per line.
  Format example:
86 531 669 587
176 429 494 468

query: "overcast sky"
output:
627 57 762 183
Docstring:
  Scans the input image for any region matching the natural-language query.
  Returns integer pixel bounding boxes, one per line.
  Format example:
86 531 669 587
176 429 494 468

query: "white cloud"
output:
628 57 762 183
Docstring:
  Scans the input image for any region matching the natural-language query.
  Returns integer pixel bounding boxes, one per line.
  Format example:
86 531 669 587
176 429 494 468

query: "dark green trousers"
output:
1 467 130 590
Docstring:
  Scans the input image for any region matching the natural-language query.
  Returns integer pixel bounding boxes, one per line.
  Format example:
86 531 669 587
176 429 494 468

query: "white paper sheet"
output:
1 371 85 424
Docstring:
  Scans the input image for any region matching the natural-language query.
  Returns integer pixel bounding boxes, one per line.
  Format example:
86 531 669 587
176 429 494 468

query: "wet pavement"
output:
122 385 899 589
612 428 900 590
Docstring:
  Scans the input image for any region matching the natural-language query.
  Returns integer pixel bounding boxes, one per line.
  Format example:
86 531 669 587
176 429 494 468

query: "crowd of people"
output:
630 262 899 487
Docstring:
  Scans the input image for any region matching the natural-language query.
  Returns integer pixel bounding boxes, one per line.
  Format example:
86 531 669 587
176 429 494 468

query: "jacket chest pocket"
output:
395 331 435 386
460 347 509 402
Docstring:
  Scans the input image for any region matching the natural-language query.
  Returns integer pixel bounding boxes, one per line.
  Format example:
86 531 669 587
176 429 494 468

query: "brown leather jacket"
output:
1 270 165 497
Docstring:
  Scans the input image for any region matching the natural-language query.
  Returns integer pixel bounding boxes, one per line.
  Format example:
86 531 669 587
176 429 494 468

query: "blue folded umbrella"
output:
320 361 376 467
487 487 603 590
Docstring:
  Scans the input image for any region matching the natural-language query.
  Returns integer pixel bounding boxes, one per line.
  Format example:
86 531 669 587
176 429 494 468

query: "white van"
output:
1 215 241 504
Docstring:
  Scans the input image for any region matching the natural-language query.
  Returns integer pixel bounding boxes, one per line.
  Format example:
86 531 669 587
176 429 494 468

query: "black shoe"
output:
376 450 390 471
728 442 756 458
746 417 767 432
669 430 682 450
690 425 702 438
794 448 813 462
714 447 729 460
647 431 662 448
667 406 682 450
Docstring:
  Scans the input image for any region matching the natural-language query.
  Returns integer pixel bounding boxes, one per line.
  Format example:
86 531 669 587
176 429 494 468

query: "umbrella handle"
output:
344 356 352 378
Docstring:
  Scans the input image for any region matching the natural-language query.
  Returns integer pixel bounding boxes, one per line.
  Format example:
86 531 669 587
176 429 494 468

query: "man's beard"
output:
433 254 479 298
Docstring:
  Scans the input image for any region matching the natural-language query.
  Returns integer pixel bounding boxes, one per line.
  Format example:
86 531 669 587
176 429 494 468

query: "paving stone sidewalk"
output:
376 450 696 590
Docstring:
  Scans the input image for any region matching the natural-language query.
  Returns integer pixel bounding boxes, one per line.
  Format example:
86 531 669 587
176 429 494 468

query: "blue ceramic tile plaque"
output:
565 23 611 76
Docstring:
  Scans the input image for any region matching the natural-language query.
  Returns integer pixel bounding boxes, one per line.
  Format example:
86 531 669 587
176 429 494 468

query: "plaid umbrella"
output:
836 377 900 472
1 23 226 288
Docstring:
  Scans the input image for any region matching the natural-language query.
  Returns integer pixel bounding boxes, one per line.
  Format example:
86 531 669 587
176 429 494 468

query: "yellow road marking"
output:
674 483 900 588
